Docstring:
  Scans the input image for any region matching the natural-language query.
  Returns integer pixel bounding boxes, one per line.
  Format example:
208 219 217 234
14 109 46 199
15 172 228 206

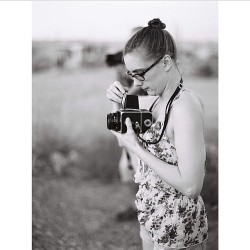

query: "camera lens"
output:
107 112 120 131
107 114 114 130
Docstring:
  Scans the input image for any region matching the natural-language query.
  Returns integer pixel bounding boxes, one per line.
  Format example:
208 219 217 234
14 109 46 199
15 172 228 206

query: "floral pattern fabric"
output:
134 117 208 249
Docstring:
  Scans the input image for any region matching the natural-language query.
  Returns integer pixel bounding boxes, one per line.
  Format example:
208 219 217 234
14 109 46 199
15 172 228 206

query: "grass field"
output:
33 66 218 250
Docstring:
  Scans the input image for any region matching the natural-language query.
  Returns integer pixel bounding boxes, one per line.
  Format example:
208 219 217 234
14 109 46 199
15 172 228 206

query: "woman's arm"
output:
112 94 206 199
172 94 206 198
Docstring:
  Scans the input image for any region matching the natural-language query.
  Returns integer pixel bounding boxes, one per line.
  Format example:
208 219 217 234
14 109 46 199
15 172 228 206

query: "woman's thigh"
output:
142 239 154 250
140 226 154 250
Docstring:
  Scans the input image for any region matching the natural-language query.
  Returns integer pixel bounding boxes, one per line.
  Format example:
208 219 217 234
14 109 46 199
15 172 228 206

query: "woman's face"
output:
123 52 167 96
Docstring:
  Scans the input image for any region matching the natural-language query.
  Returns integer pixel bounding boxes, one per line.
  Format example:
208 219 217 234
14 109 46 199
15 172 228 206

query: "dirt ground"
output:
33 176 218 250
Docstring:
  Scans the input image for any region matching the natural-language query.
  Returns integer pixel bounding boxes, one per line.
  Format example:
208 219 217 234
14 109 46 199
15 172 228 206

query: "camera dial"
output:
144 119 152 127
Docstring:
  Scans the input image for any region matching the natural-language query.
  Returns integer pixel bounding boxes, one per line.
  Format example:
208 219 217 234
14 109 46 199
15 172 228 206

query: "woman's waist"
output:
136 181 205 209
134 161 177 189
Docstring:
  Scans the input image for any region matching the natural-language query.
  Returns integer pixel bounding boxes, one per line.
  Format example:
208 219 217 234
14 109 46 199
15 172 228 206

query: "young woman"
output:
106 18 208 250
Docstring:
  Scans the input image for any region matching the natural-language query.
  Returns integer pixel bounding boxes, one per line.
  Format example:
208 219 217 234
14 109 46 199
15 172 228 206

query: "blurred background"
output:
32 1 218 250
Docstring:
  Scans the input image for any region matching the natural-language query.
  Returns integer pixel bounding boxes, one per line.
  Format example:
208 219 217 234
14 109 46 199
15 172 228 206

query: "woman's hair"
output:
123 18 177 62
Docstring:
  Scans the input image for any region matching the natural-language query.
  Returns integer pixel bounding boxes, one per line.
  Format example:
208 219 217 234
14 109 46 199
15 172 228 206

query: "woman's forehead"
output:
123 53 149 71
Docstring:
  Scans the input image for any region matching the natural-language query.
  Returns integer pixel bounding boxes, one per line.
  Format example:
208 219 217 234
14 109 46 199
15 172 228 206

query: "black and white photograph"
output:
32 1 218 250
3 2 250 250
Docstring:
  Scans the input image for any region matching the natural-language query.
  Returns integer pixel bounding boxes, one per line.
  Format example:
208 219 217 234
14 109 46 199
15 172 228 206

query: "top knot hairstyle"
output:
124 18 177 62
148 18 166 29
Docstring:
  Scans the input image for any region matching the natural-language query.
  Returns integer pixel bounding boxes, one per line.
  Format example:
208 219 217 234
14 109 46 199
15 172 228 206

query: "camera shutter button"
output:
135 122 141 133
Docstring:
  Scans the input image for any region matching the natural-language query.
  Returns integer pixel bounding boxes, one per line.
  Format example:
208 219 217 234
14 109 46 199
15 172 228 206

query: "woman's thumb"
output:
125 117 133 131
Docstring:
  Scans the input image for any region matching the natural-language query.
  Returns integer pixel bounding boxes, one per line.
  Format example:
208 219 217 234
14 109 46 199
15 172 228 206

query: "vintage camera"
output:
107 94 153 134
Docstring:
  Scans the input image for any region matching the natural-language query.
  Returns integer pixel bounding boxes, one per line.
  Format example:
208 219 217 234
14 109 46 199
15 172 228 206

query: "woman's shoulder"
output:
172 88 205 118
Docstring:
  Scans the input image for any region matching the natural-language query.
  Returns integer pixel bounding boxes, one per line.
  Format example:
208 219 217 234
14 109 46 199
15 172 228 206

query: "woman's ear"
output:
163 55 172 71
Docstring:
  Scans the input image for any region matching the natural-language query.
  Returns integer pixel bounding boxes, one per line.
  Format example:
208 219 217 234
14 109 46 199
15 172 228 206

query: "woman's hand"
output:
106 81 129 105
110 118 140 154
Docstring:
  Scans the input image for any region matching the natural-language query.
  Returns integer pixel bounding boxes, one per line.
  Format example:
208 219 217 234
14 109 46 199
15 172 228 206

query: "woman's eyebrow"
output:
130 68 145 73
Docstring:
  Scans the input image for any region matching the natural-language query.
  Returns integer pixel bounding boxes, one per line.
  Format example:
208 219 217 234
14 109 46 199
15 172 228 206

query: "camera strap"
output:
137 77 183 145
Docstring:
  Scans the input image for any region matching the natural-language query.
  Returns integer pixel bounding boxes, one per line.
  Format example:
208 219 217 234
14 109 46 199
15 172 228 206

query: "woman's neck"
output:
159 68 182 102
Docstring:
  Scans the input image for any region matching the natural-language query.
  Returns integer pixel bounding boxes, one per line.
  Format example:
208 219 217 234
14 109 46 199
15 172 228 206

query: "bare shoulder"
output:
171 89 205 122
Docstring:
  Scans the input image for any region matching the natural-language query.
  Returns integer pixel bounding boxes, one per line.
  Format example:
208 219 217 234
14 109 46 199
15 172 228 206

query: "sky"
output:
32 1 218 43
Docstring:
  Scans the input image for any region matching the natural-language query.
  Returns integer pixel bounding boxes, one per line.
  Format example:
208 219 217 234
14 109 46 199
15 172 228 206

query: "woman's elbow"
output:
183 184 203 199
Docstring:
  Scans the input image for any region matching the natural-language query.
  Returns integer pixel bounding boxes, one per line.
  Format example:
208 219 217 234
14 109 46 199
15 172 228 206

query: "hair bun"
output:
148 18 166 29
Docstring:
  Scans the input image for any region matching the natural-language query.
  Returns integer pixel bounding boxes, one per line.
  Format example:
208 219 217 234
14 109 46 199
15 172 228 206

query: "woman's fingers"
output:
106 90 122 103
112 86 124 99
113 81 126 94
110 130 121 139
107 81 127 104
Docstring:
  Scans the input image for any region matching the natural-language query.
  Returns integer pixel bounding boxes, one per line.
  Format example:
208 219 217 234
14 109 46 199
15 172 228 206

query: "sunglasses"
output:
126 55 164 81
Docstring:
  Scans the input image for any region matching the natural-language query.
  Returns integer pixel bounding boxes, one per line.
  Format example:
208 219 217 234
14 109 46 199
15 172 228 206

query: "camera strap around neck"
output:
138 78 183 145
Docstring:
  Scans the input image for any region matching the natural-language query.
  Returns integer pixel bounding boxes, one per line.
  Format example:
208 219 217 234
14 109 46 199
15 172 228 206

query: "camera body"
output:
107 95 153 134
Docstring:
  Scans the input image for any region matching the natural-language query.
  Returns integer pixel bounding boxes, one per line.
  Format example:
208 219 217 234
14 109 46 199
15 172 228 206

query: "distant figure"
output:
107 18 208 250
105 26 150 221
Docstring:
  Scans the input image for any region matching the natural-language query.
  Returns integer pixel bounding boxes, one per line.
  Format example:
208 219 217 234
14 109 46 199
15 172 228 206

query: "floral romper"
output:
134 90 208 249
